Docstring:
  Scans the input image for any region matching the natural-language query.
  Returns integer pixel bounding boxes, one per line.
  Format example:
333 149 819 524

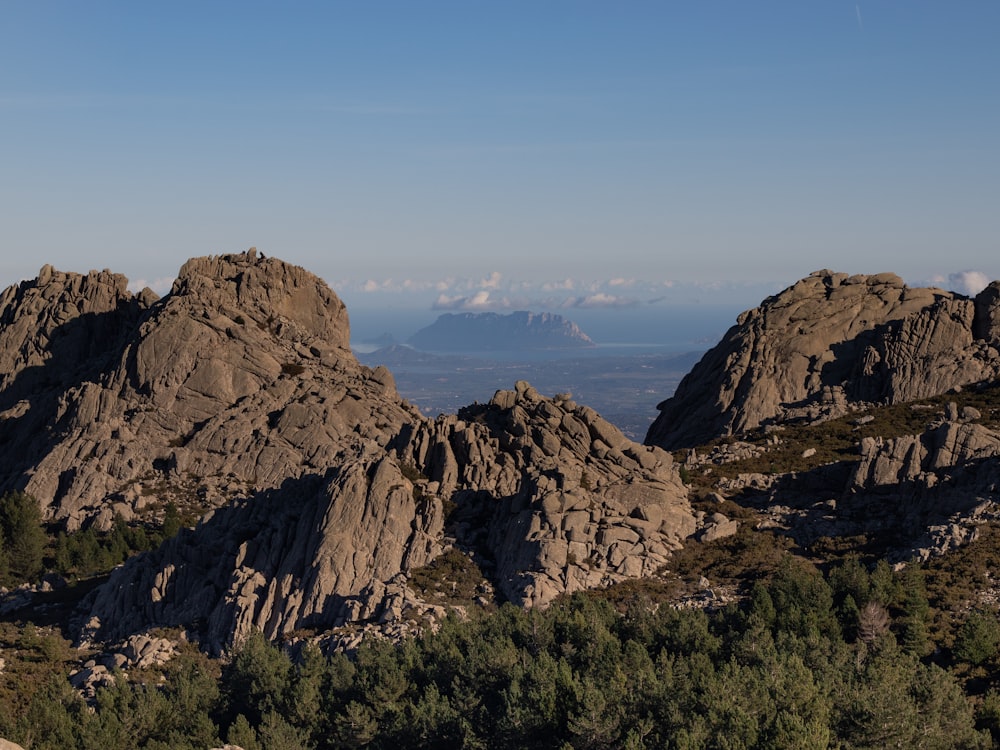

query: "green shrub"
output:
0 491 45 585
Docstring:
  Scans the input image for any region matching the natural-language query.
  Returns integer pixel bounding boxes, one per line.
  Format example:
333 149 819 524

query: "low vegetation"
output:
2 558 999 748
407 548 490 607
0 491 182 589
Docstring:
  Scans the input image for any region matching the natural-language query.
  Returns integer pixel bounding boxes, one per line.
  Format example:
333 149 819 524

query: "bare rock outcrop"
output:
0 251 696 651
395 382 693 607
76 380 694 650
0 250 417 529
77 446 445 652
737 405 1000 564
851 413 1000 491
646 270 1000 449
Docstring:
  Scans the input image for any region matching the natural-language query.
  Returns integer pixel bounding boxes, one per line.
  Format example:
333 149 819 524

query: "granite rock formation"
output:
0 250 694 651
0 249 411 530
646 270 1000 449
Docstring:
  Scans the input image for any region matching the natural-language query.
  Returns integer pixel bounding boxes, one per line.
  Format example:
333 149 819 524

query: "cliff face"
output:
0 250 694 651
646 271 1000 450
78 382 693 652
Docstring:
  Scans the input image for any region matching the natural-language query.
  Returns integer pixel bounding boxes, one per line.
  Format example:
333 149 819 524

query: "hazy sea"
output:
348 303 744 358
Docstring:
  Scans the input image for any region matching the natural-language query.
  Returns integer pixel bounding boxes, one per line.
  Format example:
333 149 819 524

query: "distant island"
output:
407 310 595 351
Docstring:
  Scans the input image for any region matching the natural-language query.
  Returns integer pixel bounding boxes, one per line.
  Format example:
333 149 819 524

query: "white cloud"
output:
542 278 576 291
608 277 635 288
433 290 499 310
479 271 502 289
564 293 638 309
947 270 991 296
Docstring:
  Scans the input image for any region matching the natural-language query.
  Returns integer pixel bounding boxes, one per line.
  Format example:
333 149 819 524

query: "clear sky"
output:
2 1 998 316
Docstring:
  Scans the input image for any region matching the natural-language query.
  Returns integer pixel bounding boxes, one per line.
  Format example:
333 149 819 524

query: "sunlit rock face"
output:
646 270 1000 450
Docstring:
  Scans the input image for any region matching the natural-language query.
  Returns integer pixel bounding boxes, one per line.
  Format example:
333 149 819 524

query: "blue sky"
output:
2 1 998 318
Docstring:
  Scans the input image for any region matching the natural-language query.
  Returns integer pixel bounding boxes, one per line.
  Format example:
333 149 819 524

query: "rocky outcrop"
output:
726 403 1000 563
77 380 694 650
0 249 416 529
408 311 595 351
77 446 446 652
395 382 693 607
646 271 1000 449
0 251 695 650
852 421 1000 490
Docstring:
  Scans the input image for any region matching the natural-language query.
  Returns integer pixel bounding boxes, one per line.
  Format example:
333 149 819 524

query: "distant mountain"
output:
407 310 595 351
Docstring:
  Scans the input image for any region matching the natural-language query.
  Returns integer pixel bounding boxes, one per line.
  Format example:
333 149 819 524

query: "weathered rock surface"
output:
77 381 693 650
0 250 416 529
0 251 694 650
725 404 1000 563
395 383 693 607
77 447 446 651
646 270 1000 449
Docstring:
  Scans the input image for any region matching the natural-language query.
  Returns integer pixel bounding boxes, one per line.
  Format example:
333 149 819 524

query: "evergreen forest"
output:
3 551 1000 749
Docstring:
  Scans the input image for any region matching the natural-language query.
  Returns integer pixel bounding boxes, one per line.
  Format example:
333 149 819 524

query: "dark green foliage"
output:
0 490 46 584
898 565 932 656
1 552 997 748
221 630 291 727
51 512 173 578
955 611 1000 667
162 501 182 539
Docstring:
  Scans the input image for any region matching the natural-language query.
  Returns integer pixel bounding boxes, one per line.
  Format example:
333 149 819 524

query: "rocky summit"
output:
646 270 1000 450
0 250 694 652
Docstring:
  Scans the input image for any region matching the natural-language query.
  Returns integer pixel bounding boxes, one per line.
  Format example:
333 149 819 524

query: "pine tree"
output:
0 491 45 583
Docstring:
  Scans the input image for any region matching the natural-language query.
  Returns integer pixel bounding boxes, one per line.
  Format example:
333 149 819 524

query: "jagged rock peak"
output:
0 250 397 529
395 380 694 609
646 270 1000 450
0 264 150 390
